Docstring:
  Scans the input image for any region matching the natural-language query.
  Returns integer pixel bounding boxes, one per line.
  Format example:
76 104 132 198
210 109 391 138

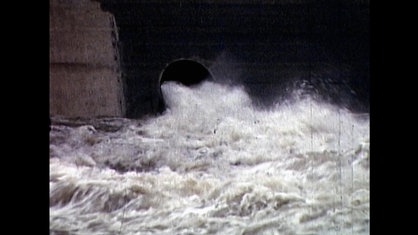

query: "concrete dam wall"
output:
49 0 125 118
50 0 369 118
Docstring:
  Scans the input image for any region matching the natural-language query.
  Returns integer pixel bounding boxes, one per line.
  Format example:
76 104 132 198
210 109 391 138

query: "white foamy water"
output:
50 81 369 234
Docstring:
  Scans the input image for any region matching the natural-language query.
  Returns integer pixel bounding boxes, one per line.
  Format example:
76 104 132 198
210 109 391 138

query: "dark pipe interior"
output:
157 60 213 113
160 60 212 86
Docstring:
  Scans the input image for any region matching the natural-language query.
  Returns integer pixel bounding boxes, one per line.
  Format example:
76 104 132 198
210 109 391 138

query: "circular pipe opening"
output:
159 59 213 87
157 59 213 113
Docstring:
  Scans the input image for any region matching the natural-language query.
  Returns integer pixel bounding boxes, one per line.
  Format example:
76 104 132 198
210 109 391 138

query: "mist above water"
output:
50 81 369 234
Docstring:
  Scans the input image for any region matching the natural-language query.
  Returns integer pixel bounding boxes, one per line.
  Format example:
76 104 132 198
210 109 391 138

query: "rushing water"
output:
50 81 369 234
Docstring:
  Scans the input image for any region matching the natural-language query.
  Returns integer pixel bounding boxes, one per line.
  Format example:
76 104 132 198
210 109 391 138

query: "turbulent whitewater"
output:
50 81 369 234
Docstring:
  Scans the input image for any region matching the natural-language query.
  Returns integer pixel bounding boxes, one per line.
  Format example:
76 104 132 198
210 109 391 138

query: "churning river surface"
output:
50 81 369 235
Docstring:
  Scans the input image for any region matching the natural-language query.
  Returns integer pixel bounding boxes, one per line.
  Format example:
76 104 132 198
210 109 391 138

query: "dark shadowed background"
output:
100 0 369 118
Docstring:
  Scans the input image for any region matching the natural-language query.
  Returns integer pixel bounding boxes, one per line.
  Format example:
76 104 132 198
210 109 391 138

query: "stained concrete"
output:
49 0 125 118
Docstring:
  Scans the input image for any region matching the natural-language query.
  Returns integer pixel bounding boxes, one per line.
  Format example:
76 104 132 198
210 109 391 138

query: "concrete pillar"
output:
49 0 125 118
